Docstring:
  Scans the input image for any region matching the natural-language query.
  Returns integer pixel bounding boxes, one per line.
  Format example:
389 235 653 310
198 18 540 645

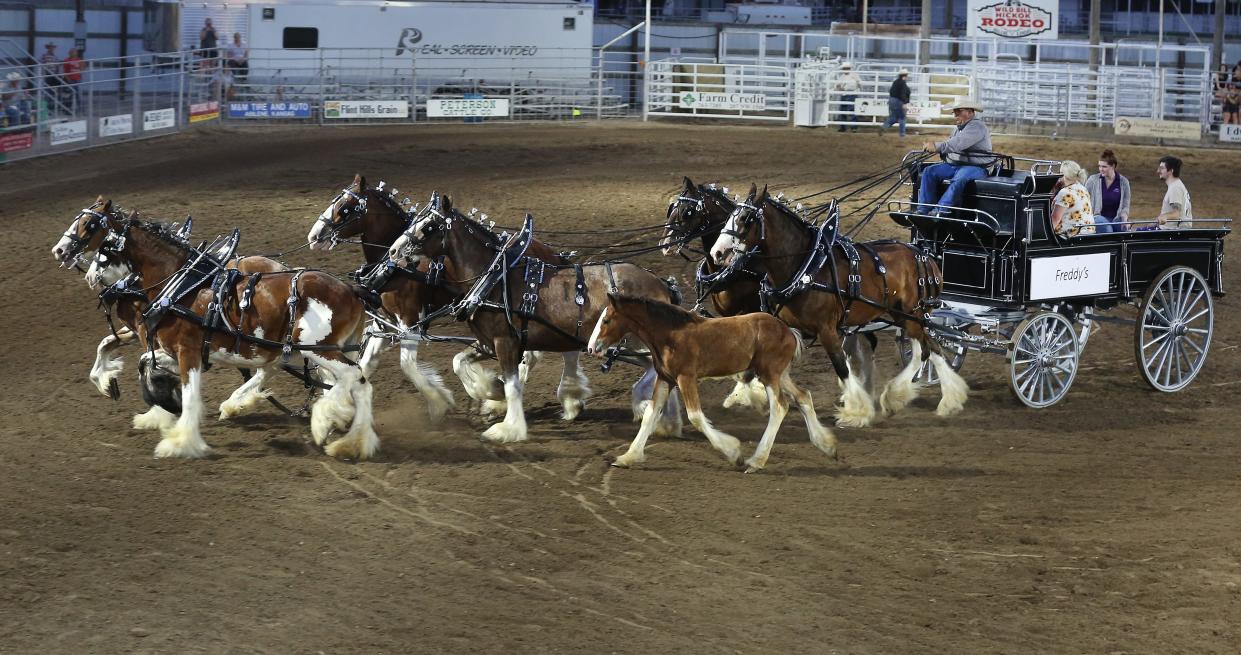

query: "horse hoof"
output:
744 465 763 474
107 378 121 401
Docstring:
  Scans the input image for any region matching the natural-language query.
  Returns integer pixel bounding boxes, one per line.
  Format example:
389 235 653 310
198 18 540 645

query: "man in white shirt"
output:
1156 155 1193 229
834 61 861 132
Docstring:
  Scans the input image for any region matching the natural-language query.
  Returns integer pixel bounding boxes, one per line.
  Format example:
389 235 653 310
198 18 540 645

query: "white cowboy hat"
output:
840 61 853 69
898 68 910 76
5 71 21 82
948 96 984 112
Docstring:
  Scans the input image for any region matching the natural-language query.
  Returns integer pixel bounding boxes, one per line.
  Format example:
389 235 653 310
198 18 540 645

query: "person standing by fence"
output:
39 43 63 112
880 68 910 137
62 47 84 112
834 61 860 132
200 19 219 63
226 33 249 93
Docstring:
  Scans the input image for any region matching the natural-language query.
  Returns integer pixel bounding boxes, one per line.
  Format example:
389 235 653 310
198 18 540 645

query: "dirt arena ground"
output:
1 122 1238 654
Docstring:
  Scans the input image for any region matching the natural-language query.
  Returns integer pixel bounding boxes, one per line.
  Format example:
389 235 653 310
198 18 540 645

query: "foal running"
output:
587 294 837 472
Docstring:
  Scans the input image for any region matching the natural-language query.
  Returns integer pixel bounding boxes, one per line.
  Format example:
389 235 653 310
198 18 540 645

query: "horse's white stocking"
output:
722 375 770 416
481 373 528 443
309 360 357 446
556 352 592 421
879 339 922 416
90 334 125 398
399 336 454 424
844 334 877 396
931 352 970 417
686 407 742 465
358 323 391 378
518 350 544 387
154 368 210 459
744 384 789 473
653 388 683 438
325 374 380 461
631 365 657 422
218 367 272 420
452 349 505 417
782 373 837 460
613 382 669 468
835 363 876 428
132 405 176 431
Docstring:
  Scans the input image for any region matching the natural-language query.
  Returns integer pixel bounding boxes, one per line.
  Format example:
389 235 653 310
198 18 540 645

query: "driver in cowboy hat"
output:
916 96 993 215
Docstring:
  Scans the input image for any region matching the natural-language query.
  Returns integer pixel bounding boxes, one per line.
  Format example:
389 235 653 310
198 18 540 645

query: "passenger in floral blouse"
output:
1051 160 1096 238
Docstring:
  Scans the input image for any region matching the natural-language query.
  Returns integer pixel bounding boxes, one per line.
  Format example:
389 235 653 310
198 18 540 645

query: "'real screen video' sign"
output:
967 0 1057 40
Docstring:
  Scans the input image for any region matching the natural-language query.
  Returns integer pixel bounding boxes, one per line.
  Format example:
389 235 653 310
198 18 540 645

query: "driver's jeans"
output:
917 163 987 215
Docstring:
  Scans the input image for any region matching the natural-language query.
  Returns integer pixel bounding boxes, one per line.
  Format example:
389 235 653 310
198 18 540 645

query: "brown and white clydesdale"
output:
306 176 593 422
54 200 377 460
709 185 969 425
587 294 836 472
55 198 290 429
388 195 684 443
660 176 880 413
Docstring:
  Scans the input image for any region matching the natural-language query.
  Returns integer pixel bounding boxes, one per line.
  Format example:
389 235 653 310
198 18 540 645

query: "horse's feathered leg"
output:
481 338 529 443
780 371 837 459
827 333 876 428
153 352 210 459
218 365 273 420
556 351 591 421
678 374 741 466
743 379 790 473
396 327 454 424
612 378 668 468
927 338 969 417
879 335 921 416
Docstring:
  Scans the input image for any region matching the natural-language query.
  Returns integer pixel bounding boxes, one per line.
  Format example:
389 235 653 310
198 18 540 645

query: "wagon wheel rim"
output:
1136 267 1213 393
1009 312 1078 409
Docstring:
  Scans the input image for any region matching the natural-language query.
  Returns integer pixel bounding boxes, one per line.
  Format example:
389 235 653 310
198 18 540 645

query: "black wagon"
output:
887 154 1229 408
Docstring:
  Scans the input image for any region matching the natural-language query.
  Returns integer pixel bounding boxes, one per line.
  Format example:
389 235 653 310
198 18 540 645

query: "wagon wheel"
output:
1135 266 1214 393
896 336 965 386
1008 311 1079 408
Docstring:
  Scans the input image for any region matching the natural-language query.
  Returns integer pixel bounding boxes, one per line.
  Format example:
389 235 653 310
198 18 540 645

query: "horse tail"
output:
789 327 806 363
662 276 683 306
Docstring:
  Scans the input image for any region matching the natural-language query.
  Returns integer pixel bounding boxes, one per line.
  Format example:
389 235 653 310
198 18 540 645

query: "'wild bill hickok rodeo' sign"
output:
966 0 1058 40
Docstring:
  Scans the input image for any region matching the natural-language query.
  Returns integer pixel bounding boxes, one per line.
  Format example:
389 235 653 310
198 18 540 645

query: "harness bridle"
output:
314 186 370 246
60 206 123 263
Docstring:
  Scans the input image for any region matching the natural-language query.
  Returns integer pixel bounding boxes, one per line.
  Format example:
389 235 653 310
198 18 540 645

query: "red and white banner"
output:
0 131 34 154
190 101 220 123
967 0 1057 40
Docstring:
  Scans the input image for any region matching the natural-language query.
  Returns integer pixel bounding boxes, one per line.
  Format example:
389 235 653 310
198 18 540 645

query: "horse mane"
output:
134 218 192 251
764 194 817 236
368 183 414 219
613 295 702 328
698 184 736 210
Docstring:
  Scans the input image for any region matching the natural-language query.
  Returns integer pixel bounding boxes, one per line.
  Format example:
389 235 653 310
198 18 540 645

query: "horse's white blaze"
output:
880 339 921 416
708 213 744 264
51 233 73 262
307 204 333 249
296 298 334 345
931 353 970 417
481 374 528 443
154 368 210 459
586 307 608 355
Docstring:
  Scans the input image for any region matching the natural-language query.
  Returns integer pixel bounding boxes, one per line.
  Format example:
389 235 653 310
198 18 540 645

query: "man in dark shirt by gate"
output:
880 69 910 137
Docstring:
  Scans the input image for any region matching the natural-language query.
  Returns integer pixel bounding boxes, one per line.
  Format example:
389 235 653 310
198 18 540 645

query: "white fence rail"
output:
646 60 791 122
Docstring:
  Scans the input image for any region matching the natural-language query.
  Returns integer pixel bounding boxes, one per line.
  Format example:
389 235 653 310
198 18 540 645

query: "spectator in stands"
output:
2 71 31 125
39 42 62 106
210 61 234 101
1233 61 1241 85
1222 83 1240 125
880 68 910 137
200 19 219 61
1085 149 1131 233
62 47 84 111
226 33 248 91
917 96 992 215
1155 155 1193 229
834 61 861 132
1051 161 1096 238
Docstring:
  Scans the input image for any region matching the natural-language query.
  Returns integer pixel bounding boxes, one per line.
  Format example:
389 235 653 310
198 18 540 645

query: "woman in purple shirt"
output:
1084 149 1132 233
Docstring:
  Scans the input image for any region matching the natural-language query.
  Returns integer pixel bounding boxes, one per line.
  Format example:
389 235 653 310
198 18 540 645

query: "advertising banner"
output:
678 91 768 111
0 131 34 154
1219 124 1241 143
1029 253 1111 300
51 120 88 146
967 0 1058 40
189 101 220 123
1114 117 1202 141
99 114 133 138
227 102 312 119
854 98 942 120
143 107 177 131
427 98 510 118
323 100 409 119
